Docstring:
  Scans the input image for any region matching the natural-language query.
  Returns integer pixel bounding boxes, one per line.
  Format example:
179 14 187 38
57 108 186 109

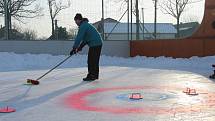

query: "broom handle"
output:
36 55 73 81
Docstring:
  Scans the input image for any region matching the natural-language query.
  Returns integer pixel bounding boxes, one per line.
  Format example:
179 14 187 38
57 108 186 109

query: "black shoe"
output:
83 76 97 81
210 74 215 79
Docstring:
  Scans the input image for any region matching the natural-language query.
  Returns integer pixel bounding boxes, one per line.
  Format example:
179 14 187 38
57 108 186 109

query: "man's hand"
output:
70 48 78 55
77 42 87 52
77 46 83 52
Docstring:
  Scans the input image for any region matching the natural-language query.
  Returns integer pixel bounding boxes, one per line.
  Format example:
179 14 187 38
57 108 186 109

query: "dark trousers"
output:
87 45 102 78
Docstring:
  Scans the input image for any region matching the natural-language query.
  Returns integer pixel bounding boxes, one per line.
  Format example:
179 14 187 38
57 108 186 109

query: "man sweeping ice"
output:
70 13 103 81
25 13 102 85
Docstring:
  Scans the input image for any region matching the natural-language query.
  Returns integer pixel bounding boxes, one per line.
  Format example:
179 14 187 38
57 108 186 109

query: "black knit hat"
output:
74 13 83 20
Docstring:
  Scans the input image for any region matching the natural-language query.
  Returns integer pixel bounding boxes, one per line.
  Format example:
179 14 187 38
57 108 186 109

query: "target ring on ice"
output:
64 86 215 114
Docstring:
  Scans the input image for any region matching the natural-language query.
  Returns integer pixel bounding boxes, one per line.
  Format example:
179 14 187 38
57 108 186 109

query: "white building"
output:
102 23 177 40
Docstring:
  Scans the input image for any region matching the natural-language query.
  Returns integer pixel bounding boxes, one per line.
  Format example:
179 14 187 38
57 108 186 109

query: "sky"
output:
0 0 205 39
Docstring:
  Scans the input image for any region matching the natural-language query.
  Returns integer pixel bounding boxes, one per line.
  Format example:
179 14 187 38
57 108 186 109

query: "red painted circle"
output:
64 86 215 114
0 107 16 113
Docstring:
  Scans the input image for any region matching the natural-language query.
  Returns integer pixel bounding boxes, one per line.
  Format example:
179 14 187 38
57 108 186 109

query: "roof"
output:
173 22 200 37
174 22 199 29
104 23 177 34
93 18 118 25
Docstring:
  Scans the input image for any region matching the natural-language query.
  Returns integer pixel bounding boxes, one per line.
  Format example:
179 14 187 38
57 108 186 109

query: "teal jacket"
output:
73 19 103 48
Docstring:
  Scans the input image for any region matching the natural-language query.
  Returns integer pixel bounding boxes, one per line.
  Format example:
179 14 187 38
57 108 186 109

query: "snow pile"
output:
0 52 214 74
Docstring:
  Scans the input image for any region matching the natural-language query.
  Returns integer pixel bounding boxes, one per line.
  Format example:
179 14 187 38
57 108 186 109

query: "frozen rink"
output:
0 53 215 121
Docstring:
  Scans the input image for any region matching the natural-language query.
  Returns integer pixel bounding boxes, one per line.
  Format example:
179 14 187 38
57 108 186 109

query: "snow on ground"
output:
0 52 215 121
0 52 214 74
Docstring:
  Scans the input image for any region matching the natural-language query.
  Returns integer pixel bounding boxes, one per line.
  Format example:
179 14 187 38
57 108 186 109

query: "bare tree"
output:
113 0 128 10
159 0 201 37
113 0 135 12
47 0 70 39
182 14 199 23
0 0 43 22
0 0 43 39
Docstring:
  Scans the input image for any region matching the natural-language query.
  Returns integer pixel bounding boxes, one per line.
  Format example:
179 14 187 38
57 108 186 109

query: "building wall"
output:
0 40 130 57
130 0 215 58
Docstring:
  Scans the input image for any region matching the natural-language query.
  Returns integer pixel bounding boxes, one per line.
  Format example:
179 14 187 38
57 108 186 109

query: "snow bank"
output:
0 52 214 74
